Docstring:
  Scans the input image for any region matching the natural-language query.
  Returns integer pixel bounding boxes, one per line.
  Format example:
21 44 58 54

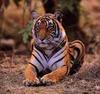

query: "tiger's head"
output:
32 11 67 50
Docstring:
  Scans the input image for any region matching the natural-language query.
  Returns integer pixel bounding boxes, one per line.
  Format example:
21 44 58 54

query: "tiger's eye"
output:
48 27 51 31
48 26 54 31
34 26 39 32
34 22 40 32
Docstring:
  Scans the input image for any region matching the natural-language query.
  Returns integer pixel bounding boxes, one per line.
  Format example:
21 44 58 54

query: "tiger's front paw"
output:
23 78 40 86
41 75 57 85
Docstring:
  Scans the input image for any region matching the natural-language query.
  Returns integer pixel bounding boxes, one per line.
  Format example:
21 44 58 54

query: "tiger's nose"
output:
39 29 46 41
39 28 47 41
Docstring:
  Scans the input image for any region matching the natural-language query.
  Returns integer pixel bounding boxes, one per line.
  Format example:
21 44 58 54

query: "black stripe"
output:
51 54 67 68
47 17 59 38
34 49 44 61
61 65 69 75
32 53 44 69
54 47 67 58
66 66 69 75
35 45 48 60
56 22 60 37
52 40 66 56
29 63 39 74
51 20 59 38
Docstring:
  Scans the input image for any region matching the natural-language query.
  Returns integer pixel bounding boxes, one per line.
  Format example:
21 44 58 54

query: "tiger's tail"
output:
68 40 85 75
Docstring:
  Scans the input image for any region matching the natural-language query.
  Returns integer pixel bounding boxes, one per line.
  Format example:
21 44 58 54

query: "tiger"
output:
23 11 85 86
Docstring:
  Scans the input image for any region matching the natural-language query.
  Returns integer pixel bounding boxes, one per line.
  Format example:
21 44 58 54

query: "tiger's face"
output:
32 12 67 50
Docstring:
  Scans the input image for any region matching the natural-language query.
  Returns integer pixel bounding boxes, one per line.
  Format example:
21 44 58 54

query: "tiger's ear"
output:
54 11 63 23
31 11 39 19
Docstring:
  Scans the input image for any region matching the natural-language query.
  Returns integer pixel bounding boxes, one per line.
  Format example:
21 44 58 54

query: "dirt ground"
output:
0 51 100 94
0 0 100 94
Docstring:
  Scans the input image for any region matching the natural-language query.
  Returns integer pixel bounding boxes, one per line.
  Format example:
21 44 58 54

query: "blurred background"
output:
0 1 100 93
0 0 100 54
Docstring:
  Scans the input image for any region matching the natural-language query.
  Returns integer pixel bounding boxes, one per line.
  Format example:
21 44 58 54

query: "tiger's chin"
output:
39 44 54 50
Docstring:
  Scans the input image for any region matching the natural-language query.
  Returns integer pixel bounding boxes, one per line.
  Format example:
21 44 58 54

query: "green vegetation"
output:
20 20 33 43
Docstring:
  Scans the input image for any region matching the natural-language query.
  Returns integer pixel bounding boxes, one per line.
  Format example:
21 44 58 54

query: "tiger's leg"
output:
41 52 71 84
23 64 40 86
23 46 47 86
41 65 69 84
40 43 71 84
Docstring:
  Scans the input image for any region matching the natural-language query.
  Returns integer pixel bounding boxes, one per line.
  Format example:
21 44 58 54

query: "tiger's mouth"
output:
35 39 55 50
38 43 54 50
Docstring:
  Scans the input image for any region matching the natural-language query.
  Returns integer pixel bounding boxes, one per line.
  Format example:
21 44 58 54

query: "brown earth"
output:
0 0 100 94
0 52 100 94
